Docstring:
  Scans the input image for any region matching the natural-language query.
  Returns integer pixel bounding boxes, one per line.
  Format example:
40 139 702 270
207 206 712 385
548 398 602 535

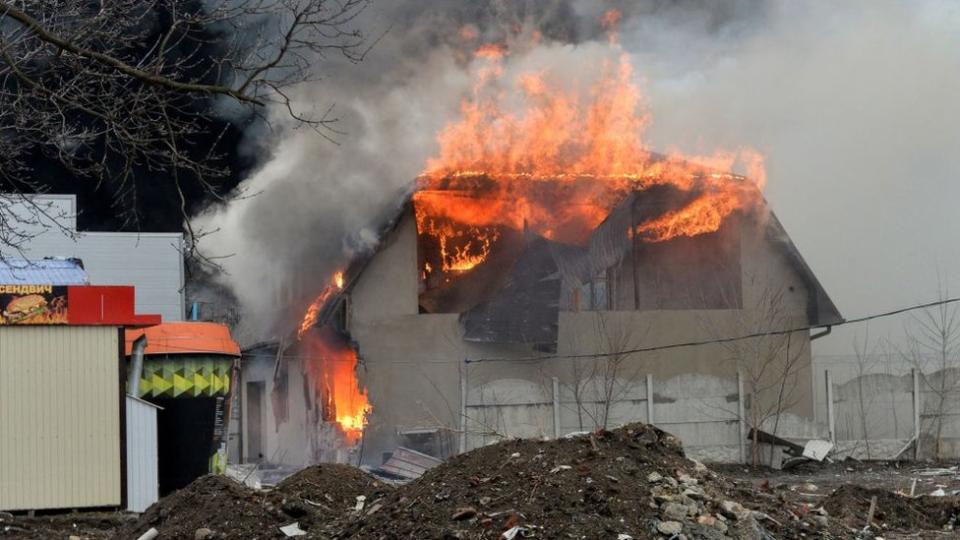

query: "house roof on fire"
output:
297 176 843 347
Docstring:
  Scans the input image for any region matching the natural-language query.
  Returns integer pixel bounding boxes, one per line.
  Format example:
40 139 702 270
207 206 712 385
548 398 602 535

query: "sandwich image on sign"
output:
3 294 49 322
0 290 67 324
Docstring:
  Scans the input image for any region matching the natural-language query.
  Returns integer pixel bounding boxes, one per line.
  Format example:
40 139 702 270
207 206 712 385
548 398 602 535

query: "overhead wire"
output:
465 295 960 363
129 296 960 365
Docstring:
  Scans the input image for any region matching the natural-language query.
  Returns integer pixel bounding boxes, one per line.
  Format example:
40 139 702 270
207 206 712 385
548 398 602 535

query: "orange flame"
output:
414 47 763 259
302 327 371 444
635 189 746 242
297 271 344 339
298 271 371 441
600 9 622 45
474 43 507 60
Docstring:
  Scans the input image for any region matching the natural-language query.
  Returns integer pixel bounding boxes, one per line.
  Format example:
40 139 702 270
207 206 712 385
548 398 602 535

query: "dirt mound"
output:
335 424 836 539
117 425 960 539
276 463 390 513
118 475 277 539
118 466 390 539
824 484 960 531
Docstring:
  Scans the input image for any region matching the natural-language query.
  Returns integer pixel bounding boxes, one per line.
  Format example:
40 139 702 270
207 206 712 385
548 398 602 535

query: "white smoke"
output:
196 0 960 352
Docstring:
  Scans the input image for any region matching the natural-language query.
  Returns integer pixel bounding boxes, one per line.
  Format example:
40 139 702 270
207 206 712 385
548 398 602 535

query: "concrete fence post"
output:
826 370 835 444
737 371 746 464
646 374 654 425
552 377 561 439
459 362 468 454
913 368 921 460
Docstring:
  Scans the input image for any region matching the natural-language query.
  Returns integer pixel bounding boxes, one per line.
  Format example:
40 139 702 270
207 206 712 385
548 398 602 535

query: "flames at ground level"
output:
298 272 371 442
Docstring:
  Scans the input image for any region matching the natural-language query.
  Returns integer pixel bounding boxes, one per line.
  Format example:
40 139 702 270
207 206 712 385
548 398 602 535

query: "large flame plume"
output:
414 13 765 272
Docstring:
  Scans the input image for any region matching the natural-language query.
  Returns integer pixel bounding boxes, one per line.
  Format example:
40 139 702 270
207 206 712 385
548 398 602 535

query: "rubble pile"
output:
120 465 390 539
106 425 960 539
120 475 277 539
823 484 960 531
275 464 392 521
337 424 844 540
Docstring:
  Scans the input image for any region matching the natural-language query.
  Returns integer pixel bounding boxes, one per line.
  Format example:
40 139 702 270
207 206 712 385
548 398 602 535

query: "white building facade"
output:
3 194 184 321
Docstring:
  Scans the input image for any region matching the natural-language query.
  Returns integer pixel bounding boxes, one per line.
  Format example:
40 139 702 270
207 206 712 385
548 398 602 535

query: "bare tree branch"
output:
0 0 371 259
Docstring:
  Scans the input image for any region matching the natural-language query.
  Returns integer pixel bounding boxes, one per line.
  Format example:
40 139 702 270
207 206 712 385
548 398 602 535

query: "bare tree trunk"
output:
856 373 872 459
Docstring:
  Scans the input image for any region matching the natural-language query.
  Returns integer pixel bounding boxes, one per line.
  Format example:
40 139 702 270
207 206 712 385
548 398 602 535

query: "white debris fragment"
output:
354 495 366 512
802 439 834 461
501 526 524 539
917 466 958 476
135 529 159 540
550 465 572 473
279 522 307 537
617 534 634 540
930 488 946 497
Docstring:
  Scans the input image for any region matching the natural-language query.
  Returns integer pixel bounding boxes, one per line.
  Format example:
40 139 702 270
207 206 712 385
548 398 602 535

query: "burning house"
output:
239 165 841 469
236 40 842 469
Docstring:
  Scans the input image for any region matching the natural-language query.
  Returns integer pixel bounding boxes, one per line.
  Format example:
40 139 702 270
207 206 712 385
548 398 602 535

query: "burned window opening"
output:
573 270 613 311
414 179 746 346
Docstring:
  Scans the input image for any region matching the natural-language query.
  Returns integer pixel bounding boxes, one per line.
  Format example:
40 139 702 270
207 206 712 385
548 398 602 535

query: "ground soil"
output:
713 461 960 539
0 511 130 539
710 460 960 495
335 424 848 539
6 429 960 539
113 464 390 540
823 484 960 530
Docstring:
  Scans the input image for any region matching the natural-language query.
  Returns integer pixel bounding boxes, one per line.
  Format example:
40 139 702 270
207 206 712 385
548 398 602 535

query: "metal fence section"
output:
125 395 161 512
462 372 745 463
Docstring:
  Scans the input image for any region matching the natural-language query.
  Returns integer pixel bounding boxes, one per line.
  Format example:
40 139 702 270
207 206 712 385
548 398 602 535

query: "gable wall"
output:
347 210 821 464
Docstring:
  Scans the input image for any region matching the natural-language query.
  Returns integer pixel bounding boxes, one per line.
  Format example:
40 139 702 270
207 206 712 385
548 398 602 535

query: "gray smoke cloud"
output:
196 0 960 354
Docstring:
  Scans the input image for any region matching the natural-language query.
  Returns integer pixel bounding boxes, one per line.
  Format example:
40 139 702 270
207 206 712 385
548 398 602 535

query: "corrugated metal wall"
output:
0 326 122 511
8 194 185 322
125 396 159 512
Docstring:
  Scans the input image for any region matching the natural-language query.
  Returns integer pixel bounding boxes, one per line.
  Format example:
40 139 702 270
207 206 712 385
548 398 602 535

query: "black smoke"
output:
2 0 259 233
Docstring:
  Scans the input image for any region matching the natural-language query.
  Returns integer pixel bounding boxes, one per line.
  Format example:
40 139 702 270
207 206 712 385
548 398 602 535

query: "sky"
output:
197 1 960 354
619 1 960 354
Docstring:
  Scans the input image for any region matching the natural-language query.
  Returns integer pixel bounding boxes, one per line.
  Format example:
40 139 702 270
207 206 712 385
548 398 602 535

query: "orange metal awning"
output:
124 322 240 357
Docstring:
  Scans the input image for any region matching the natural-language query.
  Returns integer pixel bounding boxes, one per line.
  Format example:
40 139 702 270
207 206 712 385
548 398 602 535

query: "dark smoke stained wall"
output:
306 189 840 465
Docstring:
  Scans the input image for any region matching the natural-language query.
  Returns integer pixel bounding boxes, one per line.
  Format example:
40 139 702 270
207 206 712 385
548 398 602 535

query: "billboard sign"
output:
0 285 68 325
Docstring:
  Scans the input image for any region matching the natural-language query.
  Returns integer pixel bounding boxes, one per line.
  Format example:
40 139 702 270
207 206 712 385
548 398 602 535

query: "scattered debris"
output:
119 464 390 539
864 494 878 530
452 507 478 521
802 439 834 461
656 520 683 535
19 424 960 539
916 466 958 476
136 528 159 540
824 484 960 531
279 521 307 537
371 446 444 481
337 423 855 539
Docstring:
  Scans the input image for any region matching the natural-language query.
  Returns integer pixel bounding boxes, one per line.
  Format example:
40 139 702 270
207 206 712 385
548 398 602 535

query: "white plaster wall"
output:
344 210 824 464
240 352 313 467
